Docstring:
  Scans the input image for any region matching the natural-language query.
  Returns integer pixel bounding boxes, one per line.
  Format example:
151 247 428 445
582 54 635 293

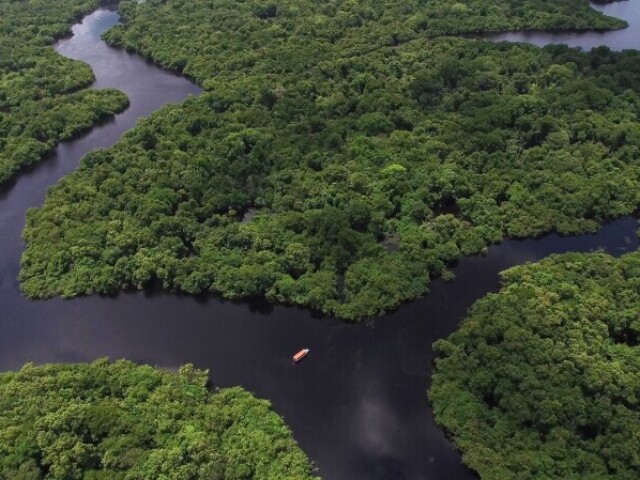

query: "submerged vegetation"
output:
0 359 318 480
0 0 129 184
19 0 640 319
429 251 640 479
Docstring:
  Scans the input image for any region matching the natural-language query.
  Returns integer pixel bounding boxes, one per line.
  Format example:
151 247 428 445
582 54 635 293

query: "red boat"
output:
293 348 309 363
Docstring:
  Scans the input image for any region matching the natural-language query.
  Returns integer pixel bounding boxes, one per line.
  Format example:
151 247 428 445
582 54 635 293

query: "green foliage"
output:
429 251 640 480
0 359 318 480
0 0 129 184
20 0 640 319
102 0 624 84
411 0 626 34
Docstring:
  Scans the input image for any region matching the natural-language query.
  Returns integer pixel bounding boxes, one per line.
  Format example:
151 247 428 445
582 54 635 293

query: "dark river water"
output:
487 0 640 50
1 2 639 480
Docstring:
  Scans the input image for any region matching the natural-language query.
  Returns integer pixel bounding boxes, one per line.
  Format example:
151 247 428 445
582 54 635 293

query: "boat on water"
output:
293 348 309 363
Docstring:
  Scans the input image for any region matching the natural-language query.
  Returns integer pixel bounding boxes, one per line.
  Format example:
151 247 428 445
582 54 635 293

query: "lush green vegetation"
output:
103 0 626 78
20 0 640 319
0 359 317 480
429 251 640 480
0 0 129 184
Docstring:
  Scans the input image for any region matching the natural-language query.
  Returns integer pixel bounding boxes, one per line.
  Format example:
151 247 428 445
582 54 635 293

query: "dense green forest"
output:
102 0 625 82
0 359 317 480
20 0 640 319
429 251 640 480
0 0 129 184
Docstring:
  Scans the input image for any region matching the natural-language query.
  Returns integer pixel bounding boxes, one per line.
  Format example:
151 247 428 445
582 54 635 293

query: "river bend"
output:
0 2 638 479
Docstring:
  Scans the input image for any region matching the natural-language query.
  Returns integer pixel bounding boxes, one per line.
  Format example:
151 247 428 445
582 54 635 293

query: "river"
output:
0 2 638 480
486 0 640 50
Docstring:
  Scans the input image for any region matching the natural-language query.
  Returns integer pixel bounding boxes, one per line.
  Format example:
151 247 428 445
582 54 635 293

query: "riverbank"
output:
2 1 640 479
484 0 640 50
0 0 131 186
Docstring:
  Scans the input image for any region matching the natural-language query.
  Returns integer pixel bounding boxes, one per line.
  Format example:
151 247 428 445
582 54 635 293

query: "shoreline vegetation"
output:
19 0 640 320
0 0 129 185
429 251 640 479
5 1 640 478
102 1 628 75
0 359 319 480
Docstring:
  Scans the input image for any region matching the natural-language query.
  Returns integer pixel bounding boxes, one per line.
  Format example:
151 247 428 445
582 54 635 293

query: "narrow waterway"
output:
0 2 638 480
486 0 640 50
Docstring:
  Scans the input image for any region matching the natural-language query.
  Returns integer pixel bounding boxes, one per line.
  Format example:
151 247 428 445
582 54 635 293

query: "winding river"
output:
487 1 640 50
1 2 639 479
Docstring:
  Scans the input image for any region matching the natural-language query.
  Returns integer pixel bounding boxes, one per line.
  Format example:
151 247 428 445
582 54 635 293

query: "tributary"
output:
0 2 638 479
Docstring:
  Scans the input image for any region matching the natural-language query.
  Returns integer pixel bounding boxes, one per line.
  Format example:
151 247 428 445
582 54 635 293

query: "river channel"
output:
487 0 640 50
0 2 638 479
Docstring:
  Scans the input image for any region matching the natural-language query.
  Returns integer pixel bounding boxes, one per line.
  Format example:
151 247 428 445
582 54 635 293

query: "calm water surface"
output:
0 3 639 480
487 0 640 50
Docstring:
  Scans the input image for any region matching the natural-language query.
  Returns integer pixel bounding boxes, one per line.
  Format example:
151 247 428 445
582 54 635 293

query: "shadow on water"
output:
0 2 639 480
